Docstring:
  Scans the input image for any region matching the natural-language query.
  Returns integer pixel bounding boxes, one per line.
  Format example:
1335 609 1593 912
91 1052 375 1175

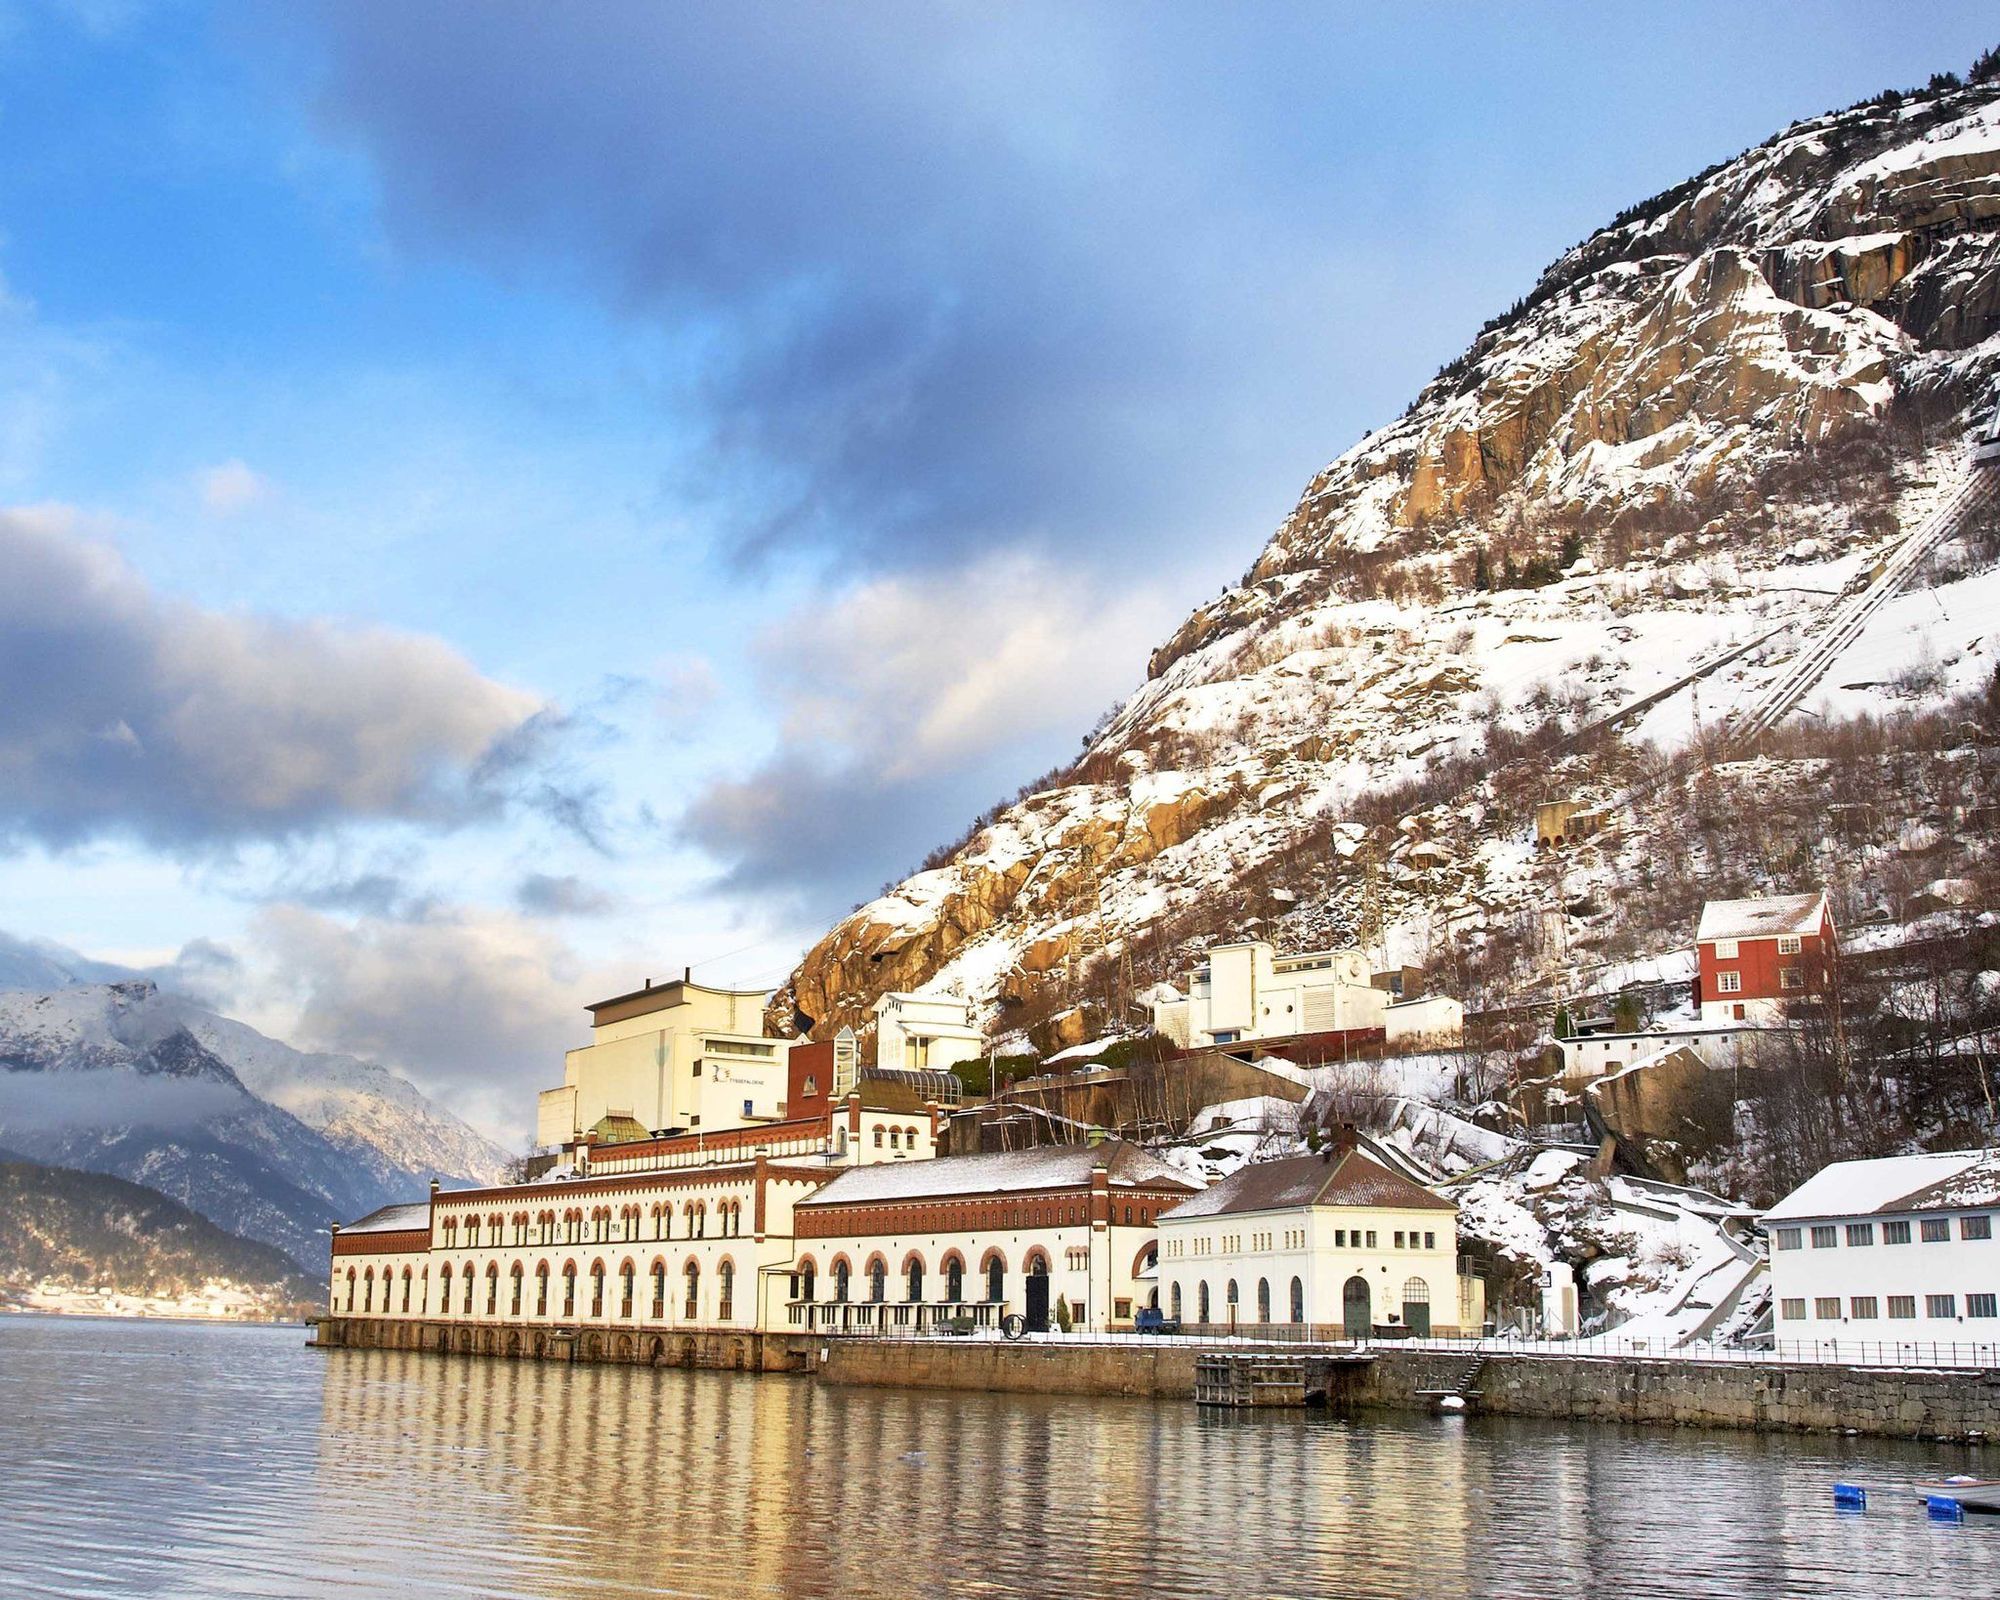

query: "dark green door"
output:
1342 1275 1371 1338
1025 1269 1051 1333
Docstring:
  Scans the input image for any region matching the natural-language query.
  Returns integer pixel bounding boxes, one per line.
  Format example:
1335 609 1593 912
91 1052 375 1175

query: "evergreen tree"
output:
1558 529 1585 570
1473 548 1492 591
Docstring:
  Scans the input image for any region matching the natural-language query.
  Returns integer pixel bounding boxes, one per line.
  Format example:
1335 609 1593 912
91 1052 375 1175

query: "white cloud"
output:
245 902 599 1143
0 504 548 849
763 552 1175 779
196 458 274 514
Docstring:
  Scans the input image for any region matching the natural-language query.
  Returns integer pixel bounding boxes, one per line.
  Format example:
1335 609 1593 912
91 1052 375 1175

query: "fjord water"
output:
1 1318 1992 1599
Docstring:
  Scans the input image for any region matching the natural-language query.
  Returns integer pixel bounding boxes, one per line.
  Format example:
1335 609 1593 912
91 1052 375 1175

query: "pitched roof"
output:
1160 1148 1455 1221
1696 892 1827 944
1763 1149 2000 1221
340 1201 431 1234
797 1140 1195 1208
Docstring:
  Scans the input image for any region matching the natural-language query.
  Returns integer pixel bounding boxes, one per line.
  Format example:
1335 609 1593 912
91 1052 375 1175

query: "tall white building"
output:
1150 940 1460 1051
872 991 984 1071
1764 1150 2000 1342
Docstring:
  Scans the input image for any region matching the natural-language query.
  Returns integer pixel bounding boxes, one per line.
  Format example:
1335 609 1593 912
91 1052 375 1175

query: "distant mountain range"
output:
0 1151 317 1313
0 935 512 1275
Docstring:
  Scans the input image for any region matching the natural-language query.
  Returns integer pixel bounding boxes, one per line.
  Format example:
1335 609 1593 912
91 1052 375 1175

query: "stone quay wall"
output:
316 1317 2000 1439
311 1314 820 1374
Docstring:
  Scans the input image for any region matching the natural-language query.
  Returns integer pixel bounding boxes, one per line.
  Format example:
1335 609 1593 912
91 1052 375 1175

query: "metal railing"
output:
808 1323 2000 1370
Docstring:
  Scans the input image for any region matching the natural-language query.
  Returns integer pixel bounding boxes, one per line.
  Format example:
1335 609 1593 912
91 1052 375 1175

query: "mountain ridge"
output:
776 66 2000 1053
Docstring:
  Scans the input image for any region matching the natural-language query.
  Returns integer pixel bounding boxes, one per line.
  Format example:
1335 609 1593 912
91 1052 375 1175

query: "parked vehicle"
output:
1134 1308 1181 1335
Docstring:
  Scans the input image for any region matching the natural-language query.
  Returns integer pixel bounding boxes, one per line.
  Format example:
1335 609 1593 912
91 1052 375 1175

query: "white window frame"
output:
1712 938 1739 959
1776 935 1802 955
1716 971 1741 994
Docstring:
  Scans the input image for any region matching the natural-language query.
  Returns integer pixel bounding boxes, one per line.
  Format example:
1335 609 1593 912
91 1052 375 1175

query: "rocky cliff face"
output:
781 75 2000 1050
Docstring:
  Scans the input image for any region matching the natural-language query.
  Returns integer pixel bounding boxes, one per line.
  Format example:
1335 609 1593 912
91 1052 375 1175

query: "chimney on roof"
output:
685 965 692 983
644 978 652 990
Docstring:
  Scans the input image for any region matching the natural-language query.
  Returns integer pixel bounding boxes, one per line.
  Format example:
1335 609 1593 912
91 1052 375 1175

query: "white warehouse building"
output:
1151 941 1463 1051
1764 1150 2000 1349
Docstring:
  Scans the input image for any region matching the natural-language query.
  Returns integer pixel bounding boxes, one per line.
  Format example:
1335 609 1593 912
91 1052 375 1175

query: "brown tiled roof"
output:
1162 1148 1455 1220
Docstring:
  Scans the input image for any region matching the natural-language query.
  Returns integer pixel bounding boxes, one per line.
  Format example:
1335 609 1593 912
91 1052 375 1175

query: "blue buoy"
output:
1832 1482 1867 1510
1926 1495 1964 1523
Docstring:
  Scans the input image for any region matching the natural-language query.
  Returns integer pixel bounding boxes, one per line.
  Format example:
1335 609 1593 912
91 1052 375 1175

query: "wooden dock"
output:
1193 1350 1374 1408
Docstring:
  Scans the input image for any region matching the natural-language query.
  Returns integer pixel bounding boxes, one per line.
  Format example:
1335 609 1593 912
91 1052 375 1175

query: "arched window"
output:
620 1260 636 1319
868 1258 887 1303
562 1263 577 1319
683 1260 701 1320
589 1261 606 1318
888 1128 900 1151
362 1269 373 1314
536 1262 550 1318
1226 1279 1239 1319
986 1254 1005 1304
1197 1282 1210 1324
486 1263 499 1317
435 1265 448 1317
906 1256 924 1303
1170 1281 1182 1321
651 1260 667 1319
718 1260 735 1321
1256 1278 1271 1323
1290 1276 1305 1324
797 1258 817 1303
833 1259 851 1302
462 1264 475 1316
510 1262 524 1317
401 1269 413 1315
419 1266 429 1315
873 1125 884 1148
944 1256 964 1303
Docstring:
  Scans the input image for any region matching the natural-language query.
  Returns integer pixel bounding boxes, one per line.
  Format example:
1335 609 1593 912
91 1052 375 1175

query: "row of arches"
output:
340 1254 740 1324
789 1246 1065 1305
432 1197 750 1252
1164 1274 1433 1334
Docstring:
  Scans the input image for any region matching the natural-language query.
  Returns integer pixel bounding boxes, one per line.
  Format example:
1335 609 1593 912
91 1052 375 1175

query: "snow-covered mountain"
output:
0 930 511 1193
0 979 511 1269
778 68 2000 1049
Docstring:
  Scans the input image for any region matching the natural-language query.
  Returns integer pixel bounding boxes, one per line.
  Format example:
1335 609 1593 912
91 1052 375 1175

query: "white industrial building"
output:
871 991 985 1072
1151 941 1463 1051
1155 1143 1479 1337
1764 1150 2000 1345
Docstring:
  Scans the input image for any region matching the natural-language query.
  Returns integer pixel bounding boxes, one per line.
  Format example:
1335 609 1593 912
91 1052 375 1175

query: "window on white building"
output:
1774 1227 1803 1250
1850 1296 1878 1320
1424 1232 1436 1251
1887 1295 1916 1319
1810 1225 1837 1248
1884 1220 1912 1245
1963 1215 1993 1241
1845 1223 1874 1246
1926 1294 1957 1319
1921 1218 1951 1242
1970 1294 1997 1319
1780 1298 1806 1320
1814 1297 1840 1319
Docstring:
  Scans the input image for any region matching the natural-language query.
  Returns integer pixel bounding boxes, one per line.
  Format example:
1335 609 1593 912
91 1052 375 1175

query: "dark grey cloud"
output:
0 507 545 852
0 1068 243 1136
271 3 1433 576
682 751 974 916
514 873 618 918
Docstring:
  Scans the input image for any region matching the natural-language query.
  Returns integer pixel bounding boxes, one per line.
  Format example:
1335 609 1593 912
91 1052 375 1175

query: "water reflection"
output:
0 1317 1993 1600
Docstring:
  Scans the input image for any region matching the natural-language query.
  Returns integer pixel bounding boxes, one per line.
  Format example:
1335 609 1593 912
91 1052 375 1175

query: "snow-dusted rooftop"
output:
798 1141 1194 1207
1696 892 1827 944
339 1201 431 1234
1764 1149 2000 1222
1160 1147 1454 1221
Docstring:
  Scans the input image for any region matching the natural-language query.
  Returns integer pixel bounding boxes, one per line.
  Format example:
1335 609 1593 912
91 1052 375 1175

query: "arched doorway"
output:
1342 1274 1372 1338
1290 1276 1305 1324
1401 1277 1432 1337
1256 1279 1271 1323
984 1253 1005 1306
1197 1281 1210 1325
1024 1253 1051 1333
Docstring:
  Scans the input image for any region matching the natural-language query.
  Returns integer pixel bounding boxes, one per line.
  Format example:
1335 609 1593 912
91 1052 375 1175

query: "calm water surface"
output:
0 1316 1994 1598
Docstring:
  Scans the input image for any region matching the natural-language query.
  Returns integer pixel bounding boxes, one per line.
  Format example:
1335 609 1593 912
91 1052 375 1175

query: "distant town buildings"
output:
1764 1150 1999 1337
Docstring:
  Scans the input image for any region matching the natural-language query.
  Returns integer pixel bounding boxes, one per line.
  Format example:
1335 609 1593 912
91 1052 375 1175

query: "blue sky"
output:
0 2 1990 1139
